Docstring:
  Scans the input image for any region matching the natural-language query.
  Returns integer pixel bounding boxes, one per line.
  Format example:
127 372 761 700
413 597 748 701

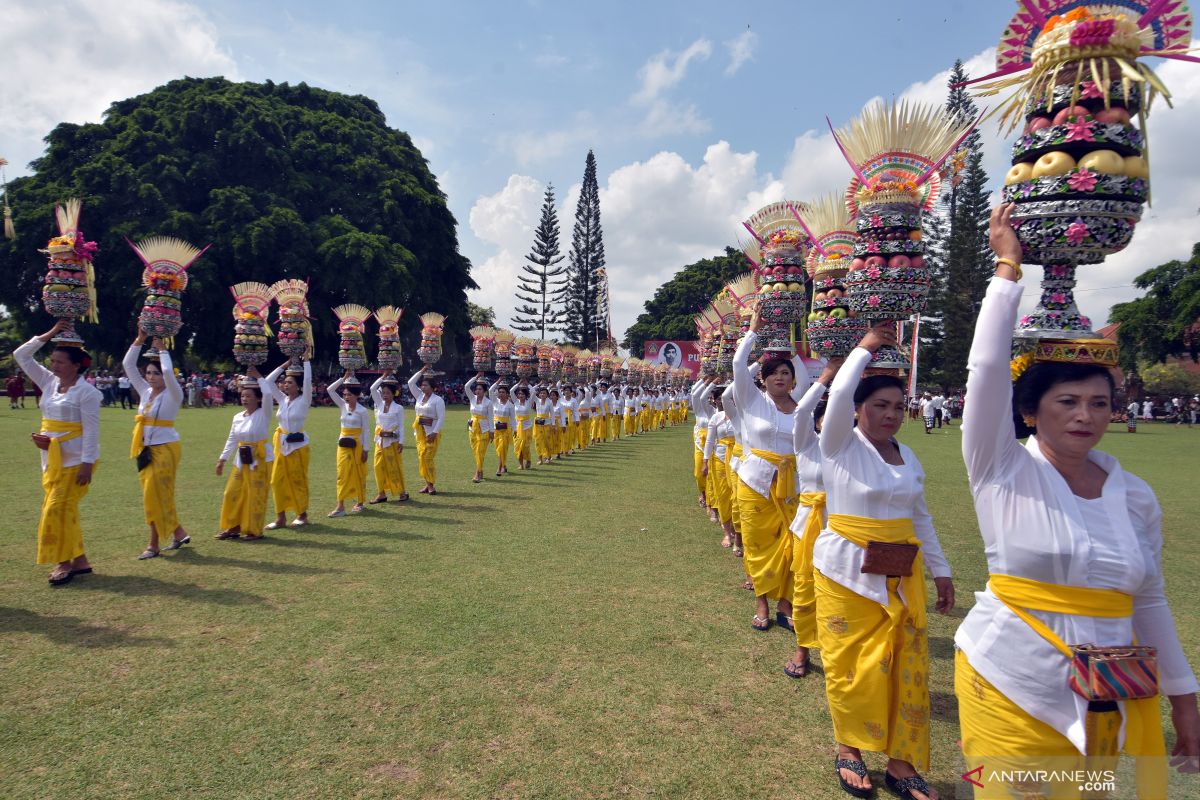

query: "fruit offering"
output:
548 346 564 382
469 325 495 372
271 279 313 359
599 347 616 380
130 236 205 345
39 198 98 346
514 337 536 378
832 100 976 368
969 0 1194 341
375 306 404 370
333 304 371 380
794 194 867 358
561 345 579 382
231 282 274 366
493 330 515 376
741 202 810 354
417 312 445 367
536 341 554 378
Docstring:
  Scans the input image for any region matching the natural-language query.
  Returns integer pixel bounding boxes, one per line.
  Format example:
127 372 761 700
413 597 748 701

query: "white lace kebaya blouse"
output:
956 277 1197 753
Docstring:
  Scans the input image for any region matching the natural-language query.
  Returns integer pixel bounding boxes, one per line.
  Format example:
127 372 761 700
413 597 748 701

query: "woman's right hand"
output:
748 299 763 333
859 323 896 354
215 459 225 476
989 203 1023 266
39 320 69 341
134 330 148 346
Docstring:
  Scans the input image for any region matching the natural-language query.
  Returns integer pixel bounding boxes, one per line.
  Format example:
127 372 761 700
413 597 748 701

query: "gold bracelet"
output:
996 257 1023 280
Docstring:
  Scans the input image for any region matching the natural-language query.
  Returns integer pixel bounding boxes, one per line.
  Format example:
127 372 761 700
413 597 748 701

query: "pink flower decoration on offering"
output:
822 340 834 349
1064 119 1095 143
870 214 883 228
1048 265 1070 278
866 266 882 279
1068 168 1097 192
1066 221 1090 245
1050 292 1068 303
1020 315 1033 326
1080 315 1092 327
866 241 880 253
1079 80 1103 100
867 295 882 307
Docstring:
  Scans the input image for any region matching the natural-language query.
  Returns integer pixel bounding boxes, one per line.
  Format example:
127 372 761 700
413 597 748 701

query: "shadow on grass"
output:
70 574 266 606
378 514 464 527
330 525 436 541
930 689 959 722
928 636 955 661
168 549 346 575
0 606 176 648
253 537 389 555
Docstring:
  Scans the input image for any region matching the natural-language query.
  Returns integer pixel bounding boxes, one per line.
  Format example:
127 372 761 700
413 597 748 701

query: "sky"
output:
4 0 1199 343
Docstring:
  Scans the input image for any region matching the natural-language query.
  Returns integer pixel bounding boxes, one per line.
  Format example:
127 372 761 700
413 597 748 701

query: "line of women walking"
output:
692 205 1198 800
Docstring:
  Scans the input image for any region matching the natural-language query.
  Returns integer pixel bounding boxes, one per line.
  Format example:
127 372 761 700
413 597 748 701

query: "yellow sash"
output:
41 418 84 483
470 413 486 431
130 414 175 458
828 513 926 629
748 447 799 529
988 573 1133 659
717 436 735 460
340 426 362 448
271 425 306 458
374 425 400 446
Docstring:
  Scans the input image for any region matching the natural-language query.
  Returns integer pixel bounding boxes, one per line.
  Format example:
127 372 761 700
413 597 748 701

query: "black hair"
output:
419 376 439 391
761 357 794 380
1012 362 1116 438
853 374 906 406
515 386 529 398
341 384 362 397
54 345 91 372
241 385 263 401
813 399 828 424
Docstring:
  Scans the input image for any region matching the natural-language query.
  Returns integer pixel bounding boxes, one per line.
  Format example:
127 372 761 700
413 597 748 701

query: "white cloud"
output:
724 30 757 76
466 45 1200 346
637 100 711 138
0 0 238 176
632 39 712 105
467 175 548 329
500 114 600 167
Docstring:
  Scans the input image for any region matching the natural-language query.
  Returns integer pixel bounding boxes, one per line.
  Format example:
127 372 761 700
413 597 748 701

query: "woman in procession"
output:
368 371 408 503
123 331 189 559
266 357 312 529
408 366 445 494
731 304 805 634
14 320 101 585
490 380 516 476
815 324 954 800
512 382 535 470
953 204 1199 798
465 372 495 483
691 376 715 510
215 367 273 541
701 386 736 549
326 372 370 517
785 360 839 678
533 384 553 465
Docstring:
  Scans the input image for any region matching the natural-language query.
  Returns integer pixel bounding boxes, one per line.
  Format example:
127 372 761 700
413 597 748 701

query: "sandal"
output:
265 521 283 530
732 546 744 557
327 509 346 518
289 518 308 527
162 536 190 551
70 566 93 576
751 615 772 632
836 758 874 798
349 504 364 514
395 494 410 502
776 611 795 632
137 547 160 560
48 568 74 586
215 530 240 540
240 533 265 541
784 659 809 679
884 771 931 800
741 578 754 591
368 496 388 505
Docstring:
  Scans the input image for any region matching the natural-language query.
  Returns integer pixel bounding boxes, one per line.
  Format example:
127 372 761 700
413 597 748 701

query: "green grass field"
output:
0 405 1196 799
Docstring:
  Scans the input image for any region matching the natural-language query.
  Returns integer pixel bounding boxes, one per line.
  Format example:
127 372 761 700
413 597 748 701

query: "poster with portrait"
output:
645 340 700 377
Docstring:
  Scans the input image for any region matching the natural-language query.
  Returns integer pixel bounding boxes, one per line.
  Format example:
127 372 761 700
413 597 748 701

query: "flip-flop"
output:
884 771 931 800
70 566 94 576
137 548 160 561
784 659 809 679
367 497 388 505
162 536 190 550
290 518 308 527
48 570 74 586
327 509 346 518
836 758 874 798
751 615 772 632
776 611 795 632
215 530 240 540
265 521 283 529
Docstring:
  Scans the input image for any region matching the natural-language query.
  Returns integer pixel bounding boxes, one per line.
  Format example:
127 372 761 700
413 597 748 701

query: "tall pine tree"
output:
564 150 607 347
925 60 993 388
511 184 567 339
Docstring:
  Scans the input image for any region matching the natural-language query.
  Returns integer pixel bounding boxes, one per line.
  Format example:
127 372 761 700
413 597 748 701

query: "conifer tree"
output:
511 184 567 339
564 150 607 347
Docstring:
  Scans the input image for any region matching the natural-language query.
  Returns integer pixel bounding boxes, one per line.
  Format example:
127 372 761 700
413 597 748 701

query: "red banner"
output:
644 340 701 377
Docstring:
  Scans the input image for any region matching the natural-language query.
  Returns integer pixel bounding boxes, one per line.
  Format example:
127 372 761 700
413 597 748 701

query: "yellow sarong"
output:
493 424 512 470
816 514 929 770
728 442 743 533
515 415 532 462
693 428 708 495
956 575 1167 798
735 448 798 600
413 416 439 484
271 427 310 515
710 437 735 524
139 440 181 534
610 412 621 439
469 414 490 471
37 419 91 565
791 491 826 649
220 439 268 535
533 414 551 460
374 427 406 496
336 426 366 503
